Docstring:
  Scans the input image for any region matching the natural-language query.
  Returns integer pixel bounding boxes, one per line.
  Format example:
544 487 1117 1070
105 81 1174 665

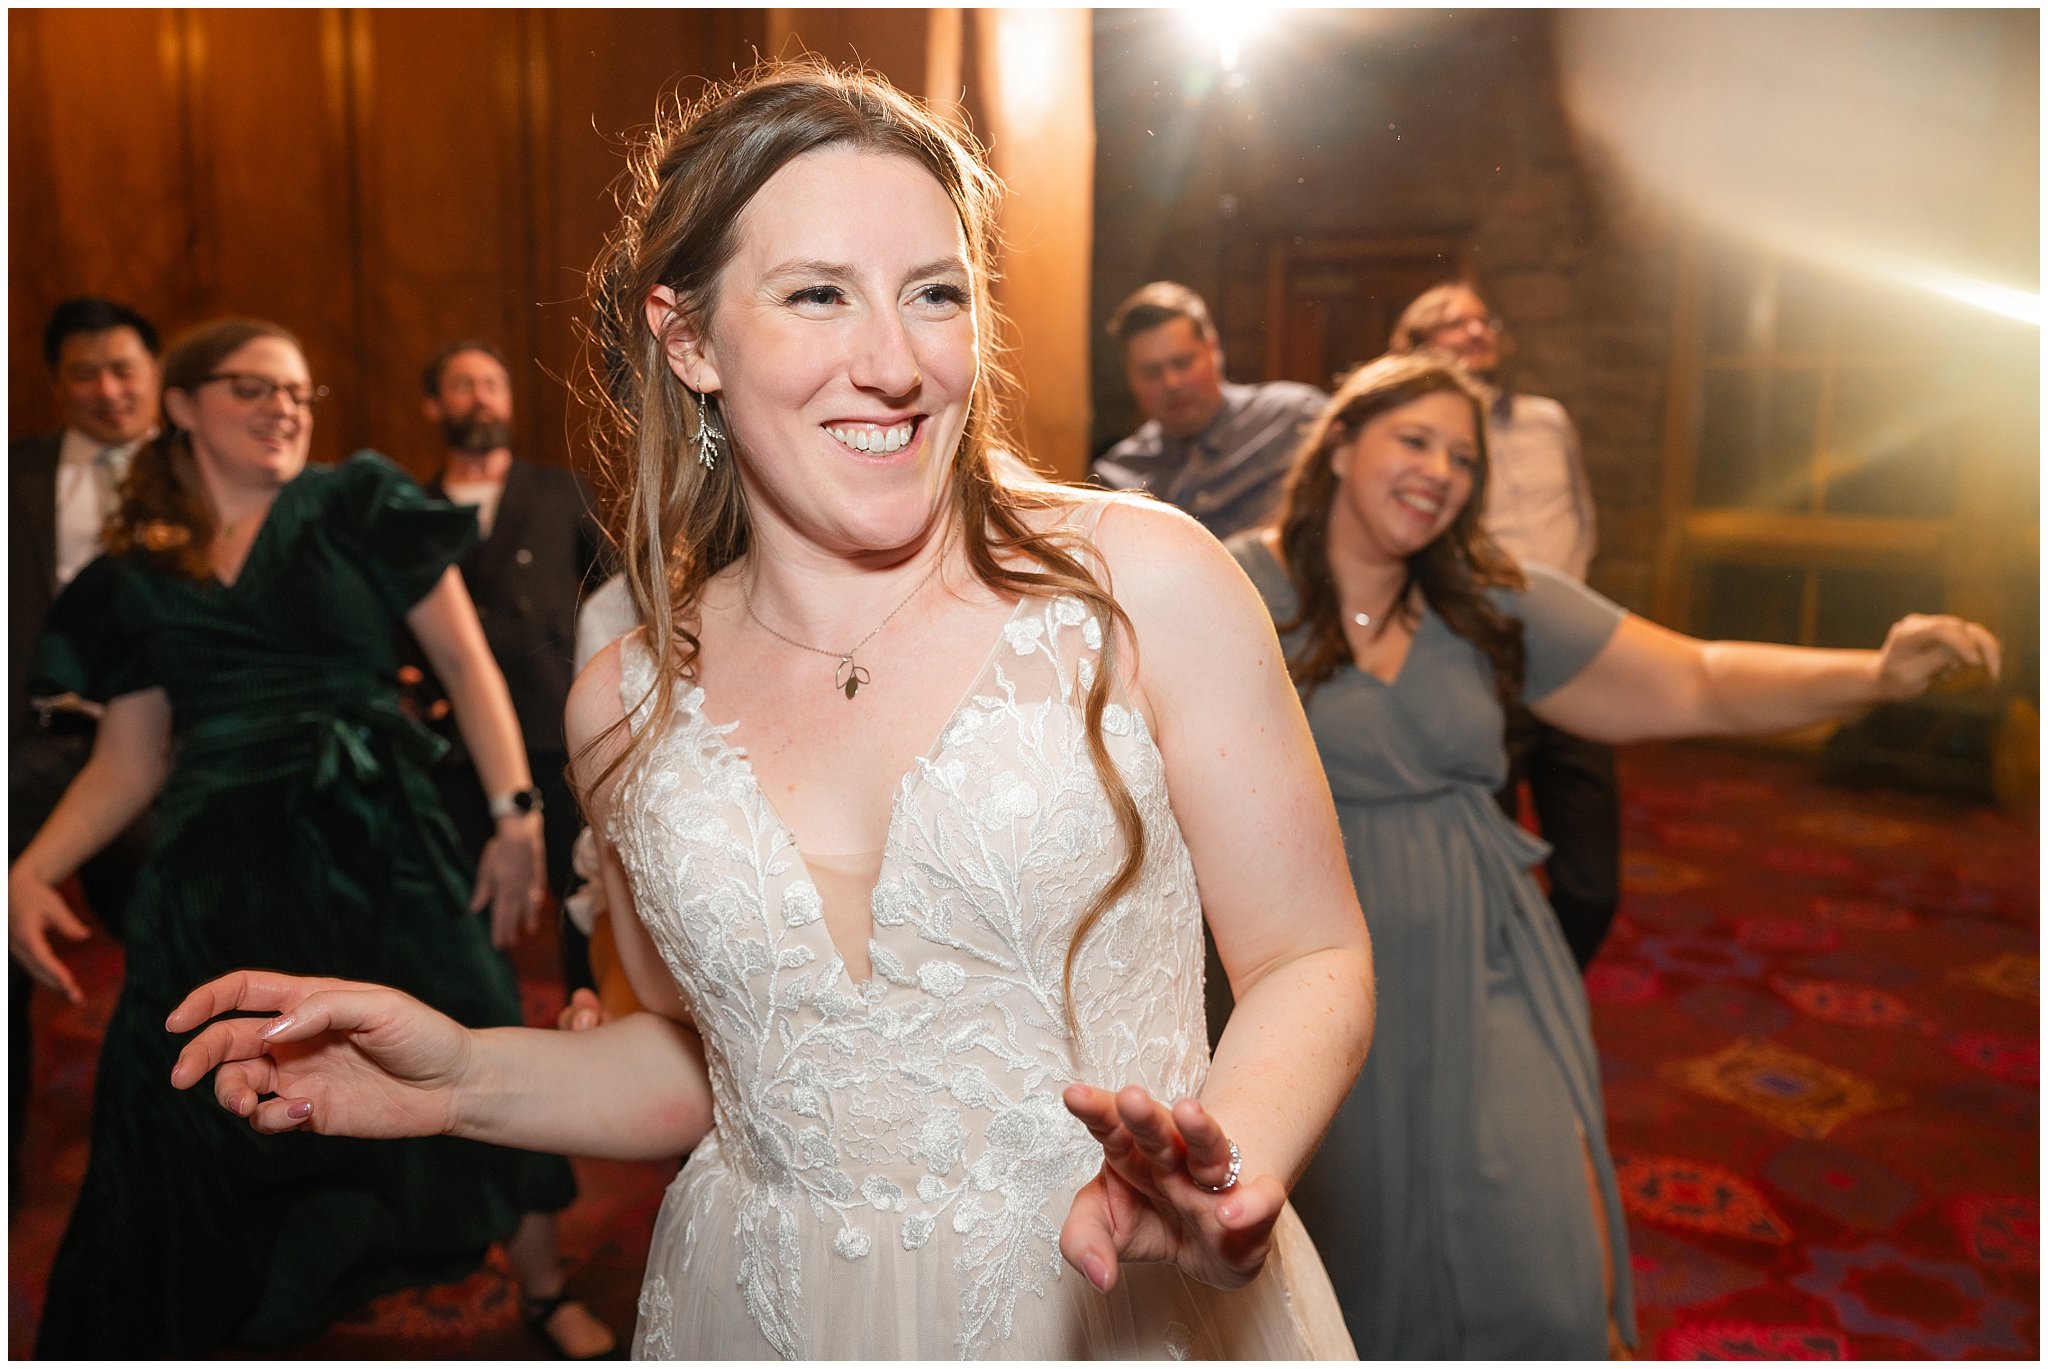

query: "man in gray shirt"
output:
1095 282 1328 540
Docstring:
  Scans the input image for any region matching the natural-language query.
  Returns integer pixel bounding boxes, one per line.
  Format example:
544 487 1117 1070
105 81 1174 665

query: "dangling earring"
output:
692 390 724 471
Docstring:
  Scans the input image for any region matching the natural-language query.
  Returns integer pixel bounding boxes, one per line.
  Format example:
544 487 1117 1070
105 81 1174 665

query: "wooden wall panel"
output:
8 10 65 434
535 10 739 482
974 9 1094 478
183 8 359 465
9 9 192 436
350 10 534 476
768 9 935 93
9 9 1093 502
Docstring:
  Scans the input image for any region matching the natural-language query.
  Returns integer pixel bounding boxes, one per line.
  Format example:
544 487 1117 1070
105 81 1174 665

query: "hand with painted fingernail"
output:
555 987 608 1032
1057 1082 1285 1294
166 968 474 1138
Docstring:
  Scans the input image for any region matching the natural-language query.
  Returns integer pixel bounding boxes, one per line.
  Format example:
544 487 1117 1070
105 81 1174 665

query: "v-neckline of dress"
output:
203 475 295 591
688 592 1036 991
1354 607 1433 689
1245 535 1431 689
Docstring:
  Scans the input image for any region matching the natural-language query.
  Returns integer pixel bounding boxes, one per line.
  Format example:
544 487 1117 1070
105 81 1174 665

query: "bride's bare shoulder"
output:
993 480 1269 653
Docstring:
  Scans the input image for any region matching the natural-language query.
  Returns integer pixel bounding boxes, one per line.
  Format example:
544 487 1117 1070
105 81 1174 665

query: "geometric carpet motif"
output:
1661 1037 1909 1139
1615 1155 1794 1243
1768 976 1920 1030
1947 1195 2039 1272
328 1252 519 1341
1627 1227 1772 1310
1934 1030 2040 1087
1790 1242 2034 1357
1591 746 2036 1361
1947 953 2039 1001
1654 820 1747 852
1791 812 1924 847
1736 916 1840 954
1622 851 1710 895
1761 1141 1918 1231
1761 845 1863 880
1677 982 1794 1037
1658 1320 1850 1359
1809 895 1917 931
1637 933 1769 982
1585 958 1663 1005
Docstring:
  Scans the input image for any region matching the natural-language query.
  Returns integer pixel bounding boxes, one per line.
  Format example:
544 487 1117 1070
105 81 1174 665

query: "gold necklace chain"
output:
742 555 945 700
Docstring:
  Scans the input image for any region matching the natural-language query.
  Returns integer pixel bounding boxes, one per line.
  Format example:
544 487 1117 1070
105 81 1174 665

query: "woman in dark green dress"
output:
1232 351 2001 1358
6 319 595 1356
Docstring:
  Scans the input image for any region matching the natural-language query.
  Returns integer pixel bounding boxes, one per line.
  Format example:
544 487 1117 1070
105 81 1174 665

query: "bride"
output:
171 63 1373 1359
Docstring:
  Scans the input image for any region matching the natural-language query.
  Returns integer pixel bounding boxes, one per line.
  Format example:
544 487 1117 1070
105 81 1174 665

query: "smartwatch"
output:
488 786 545 820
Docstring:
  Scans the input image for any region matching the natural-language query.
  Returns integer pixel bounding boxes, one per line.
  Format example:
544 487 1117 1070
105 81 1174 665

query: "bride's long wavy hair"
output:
579 61 1144 1033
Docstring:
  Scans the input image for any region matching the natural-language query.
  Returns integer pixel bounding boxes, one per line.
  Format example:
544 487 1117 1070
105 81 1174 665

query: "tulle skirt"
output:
632 1133 1356 1360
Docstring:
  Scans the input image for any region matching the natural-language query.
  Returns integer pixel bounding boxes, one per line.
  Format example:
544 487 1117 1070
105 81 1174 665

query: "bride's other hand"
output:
167 969 473 1138
1058 1082 1285 1293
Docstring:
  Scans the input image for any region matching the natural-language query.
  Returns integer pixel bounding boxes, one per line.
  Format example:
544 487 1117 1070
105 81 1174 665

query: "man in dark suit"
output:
414 339 607 989
8 297 162 1208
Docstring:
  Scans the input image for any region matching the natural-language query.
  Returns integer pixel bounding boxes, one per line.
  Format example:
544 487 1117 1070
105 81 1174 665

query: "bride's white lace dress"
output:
606 586 1355 1359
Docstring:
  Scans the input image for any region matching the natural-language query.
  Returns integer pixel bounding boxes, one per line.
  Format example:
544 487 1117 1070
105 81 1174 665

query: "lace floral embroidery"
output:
606 595 1208 1359
636 1273 676 1359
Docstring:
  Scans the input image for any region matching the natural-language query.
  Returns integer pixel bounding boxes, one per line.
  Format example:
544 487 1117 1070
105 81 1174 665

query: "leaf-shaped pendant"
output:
836 656 871 700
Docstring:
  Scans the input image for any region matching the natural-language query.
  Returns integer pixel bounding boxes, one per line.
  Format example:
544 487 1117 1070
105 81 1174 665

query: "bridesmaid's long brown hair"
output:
1270 352 1528 708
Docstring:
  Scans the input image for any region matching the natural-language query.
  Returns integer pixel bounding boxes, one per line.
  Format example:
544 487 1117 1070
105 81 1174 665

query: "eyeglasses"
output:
1431 313 1504 337
199 372 330 410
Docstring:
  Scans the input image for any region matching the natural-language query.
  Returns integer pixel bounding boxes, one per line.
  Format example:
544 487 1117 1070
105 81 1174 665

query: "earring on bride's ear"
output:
691 389 724 471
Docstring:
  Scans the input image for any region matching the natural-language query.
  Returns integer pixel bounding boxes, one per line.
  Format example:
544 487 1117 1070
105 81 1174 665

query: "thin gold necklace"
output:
742 554 945 700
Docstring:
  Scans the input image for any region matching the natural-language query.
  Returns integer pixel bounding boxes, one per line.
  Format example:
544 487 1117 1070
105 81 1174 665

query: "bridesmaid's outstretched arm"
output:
1533 611 2000 744
9 687 172 1001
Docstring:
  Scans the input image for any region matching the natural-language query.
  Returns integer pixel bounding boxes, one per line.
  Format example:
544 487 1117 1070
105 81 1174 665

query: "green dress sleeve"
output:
323 450 480 616
1493 562 1627 703
30 555 158 703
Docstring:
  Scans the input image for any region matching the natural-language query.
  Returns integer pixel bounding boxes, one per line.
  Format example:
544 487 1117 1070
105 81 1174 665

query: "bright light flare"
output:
1750 226 2041 329
1904 268 2041 328
1182 5 1277 72
1555 11 2039 329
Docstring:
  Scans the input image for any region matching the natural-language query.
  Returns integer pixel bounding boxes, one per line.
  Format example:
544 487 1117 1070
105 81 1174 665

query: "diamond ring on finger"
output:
1199 1140 1242 1194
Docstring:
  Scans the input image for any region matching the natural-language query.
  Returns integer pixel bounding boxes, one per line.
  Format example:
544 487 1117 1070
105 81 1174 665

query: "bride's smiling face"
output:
655 145 980 563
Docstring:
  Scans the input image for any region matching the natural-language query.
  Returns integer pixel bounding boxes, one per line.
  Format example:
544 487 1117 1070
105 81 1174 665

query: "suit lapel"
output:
15 436 62 597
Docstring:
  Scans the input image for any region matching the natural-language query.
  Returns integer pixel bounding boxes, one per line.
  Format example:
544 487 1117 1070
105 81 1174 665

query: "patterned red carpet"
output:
1592 742 2037 1359
7 740 2038 1358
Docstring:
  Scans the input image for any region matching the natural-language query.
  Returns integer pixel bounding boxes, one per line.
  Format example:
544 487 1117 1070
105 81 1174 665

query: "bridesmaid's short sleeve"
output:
325 450 480 615
30 555 158 703
1491 562 1627 703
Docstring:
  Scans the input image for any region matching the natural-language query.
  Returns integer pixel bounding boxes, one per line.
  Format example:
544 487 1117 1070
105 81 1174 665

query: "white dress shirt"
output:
54 428 147 587
442 478 504 539
1482 394 1597 583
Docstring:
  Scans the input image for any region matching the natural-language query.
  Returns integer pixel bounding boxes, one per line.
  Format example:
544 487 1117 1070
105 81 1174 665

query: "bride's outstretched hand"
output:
1059 1083 1285 1294
166 970 473 1138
